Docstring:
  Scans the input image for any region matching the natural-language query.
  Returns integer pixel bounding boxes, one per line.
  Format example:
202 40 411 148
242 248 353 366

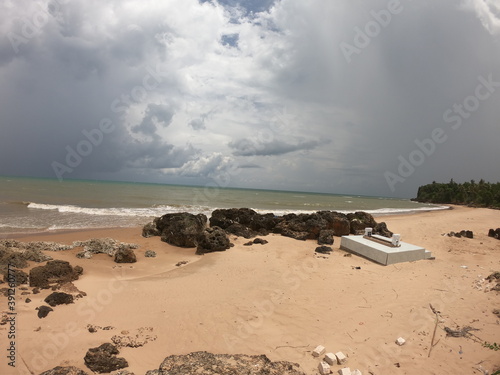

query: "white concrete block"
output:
318 361 331 375
396 337 406 346
337 368 351 375
335 351 347 365
313 345 326 357
324 352 336 365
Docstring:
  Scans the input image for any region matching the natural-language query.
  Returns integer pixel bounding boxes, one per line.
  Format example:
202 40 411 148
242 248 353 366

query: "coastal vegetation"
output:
414 180 500 208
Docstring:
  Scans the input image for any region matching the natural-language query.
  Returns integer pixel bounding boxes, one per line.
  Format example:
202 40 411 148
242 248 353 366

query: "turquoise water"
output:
0 176 447 234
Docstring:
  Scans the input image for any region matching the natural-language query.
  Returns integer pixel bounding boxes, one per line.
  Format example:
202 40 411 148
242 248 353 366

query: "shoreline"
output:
1 204 499 375
0 205 452 240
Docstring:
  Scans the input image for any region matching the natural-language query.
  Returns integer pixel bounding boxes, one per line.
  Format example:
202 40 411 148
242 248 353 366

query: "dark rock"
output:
209 208 281 237
0 249 28 269
253 238 268 245
276 211 351 240
44 292 74 307
84 343 128 373
373 222 393 237
196 227 231 254
25 298 31 303
280 228 309 241
152 351 306 375
142 222 161 238
32 287 40 294
39 366 89 375
144 250 156 258
318 230 334 245
2 268 28 285
36 305 54 318
29 260 82 289
243 241 253 246
347 211 377 235
488 228 500 239
22 248 53 262
114 248 137 263
315 246 333 254
155 213 207 247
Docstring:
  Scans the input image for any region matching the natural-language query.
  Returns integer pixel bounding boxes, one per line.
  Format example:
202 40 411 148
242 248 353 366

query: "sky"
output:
0 0 499 198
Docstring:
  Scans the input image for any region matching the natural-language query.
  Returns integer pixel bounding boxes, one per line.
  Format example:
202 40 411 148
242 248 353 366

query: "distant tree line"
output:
413 179 500 208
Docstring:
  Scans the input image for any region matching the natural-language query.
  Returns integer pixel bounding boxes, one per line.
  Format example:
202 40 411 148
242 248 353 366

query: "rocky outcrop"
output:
44 292 74 306
39 366 89 375
74 238 138 259
154 213 208 247
347 211 378 234
1 268 28 285
209 208 281 238
149 351 306 375
318 229 334 245
84 343 128 373
114 248 137 263
275 211 351 240
144 250 157 257
196 227 231 254
446 230 474 239
29 260 83 289
373 222 393 237
142 222 161 238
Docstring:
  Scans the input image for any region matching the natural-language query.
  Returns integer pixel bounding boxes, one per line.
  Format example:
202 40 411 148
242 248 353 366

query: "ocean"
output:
0 176 448 235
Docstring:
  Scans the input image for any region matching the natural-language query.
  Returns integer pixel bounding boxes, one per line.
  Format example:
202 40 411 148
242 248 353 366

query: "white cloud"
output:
461 0 500 35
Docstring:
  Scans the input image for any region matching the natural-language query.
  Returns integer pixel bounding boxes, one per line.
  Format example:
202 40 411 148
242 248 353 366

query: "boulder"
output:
142 222 161 238
276 211 350 240
253 238 268 245
152 351 306 375
373 222 393 237
29 260 83 289
0 248 28 269
22 248 53 262
156 213 207 247
44 292 74 307
488 228 500 239
318 230 334 245
196 227 231 254
73 238 138 258
36 305 54 318
1 268 28 285
84 343 128 373
114 248 137 263
39 366 89 375
144 250 157 258
347 211 377 234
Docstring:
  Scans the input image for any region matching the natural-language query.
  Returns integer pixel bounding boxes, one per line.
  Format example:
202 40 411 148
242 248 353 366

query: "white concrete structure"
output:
396 337 406 346
340 235 433 265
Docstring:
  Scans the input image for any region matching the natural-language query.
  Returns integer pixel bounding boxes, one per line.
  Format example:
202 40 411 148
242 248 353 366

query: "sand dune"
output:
1 205 499 375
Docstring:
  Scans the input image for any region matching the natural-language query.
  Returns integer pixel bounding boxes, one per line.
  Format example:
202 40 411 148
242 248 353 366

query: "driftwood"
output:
444 326 479 338
428 304 441 357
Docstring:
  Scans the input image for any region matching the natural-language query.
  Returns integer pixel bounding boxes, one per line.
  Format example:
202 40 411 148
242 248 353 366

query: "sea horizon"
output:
0 175 448 235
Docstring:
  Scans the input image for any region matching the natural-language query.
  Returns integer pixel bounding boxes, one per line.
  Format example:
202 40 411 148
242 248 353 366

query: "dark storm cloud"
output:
0 0 499 196
228 138 328 156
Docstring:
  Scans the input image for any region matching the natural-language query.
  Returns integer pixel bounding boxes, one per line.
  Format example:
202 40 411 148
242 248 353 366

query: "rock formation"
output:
39 366 89 375
29 260 83 289
44 292 74 306
84 343 128 373
146 351 306 375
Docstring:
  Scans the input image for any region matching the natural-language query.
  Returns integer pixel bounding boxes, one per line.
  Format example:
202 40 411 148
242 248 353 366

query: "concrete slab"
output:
340 235 431 266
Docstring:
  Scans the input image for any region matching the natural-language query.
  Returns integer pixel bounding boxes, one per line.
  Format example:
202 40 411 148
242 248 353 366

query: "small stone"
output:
324 353 336 365
144 250 157 258
313 345 326 357
396 337 406 346
318 361 331 375
351 370 362 375
338 368 351 375
335 351 347 365
25 298 31 303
